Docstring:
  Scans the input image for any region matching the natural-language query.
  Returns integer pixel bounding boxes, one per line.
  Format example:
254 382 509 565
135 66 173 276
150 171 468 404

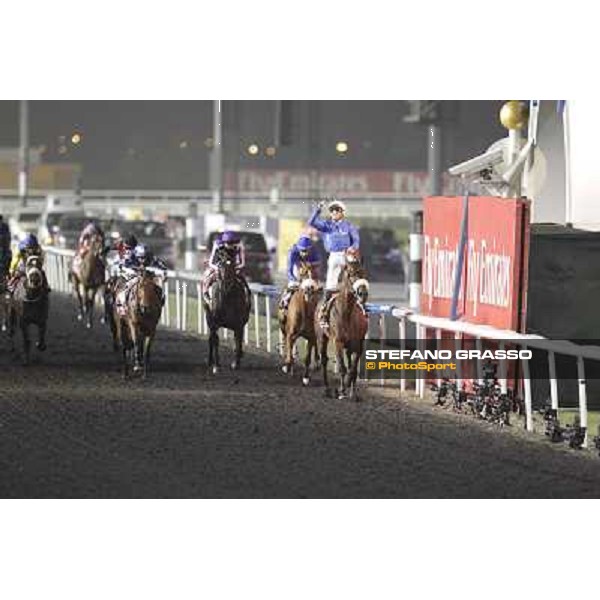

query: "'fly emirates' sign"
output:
421 196 530 331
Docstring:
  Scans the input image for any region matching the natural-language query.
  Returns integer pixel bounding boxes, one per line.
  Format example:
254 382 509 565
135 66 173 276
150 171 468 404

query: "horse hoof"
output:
77 314 83 321
302 377 310 387
230 361 239 371
86 322 92 329
211 365 219 375
281 364 290 374
36 342 47 352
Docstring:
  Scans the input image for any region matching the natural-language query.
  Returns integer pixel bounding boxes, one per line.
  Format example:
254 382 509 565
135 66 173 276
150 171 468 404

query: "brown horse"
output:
8 255 50 364
70 235 106 329
278 262 320 386
112 268 164 378
316 264 369 401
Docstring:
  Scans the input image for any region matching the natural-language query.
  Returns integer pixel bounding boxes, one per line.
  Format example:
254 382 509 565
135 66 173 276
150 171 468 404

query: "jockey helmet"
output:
296 236 312 251
221 230 240 245
345 247 361 263
20 233 39 251
134 244 148 260
328 199 347 213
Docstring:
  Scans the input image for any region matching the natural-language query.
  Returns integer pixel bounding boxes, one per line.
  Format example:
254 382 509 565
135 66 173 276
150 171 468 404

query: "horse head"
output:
299 276 319 303
136 269 162 318
25 255 44 290
351 277 370 306
216 248 237 283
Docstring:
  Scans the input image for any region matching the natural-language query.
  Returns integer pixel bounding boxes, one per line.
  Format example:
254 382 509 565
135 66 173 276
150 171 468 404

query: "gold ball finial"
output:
499 100 528 130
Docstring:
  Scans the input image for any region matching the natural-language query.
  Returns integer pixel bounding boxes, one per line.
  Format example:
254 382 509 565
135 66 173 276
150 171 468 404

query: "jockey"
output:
131 243 168 277
0 215 12 278
78 220 106 256
279 235 320 311
7 233 48 292
105 233 139 296
202 230 245 300
307 198 360 330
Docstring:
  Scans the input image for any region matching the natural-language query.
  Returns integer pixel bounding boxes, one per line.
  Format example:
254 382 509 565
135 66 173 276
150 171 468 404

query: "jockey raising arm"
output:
308 198 359 290
308 199 361 330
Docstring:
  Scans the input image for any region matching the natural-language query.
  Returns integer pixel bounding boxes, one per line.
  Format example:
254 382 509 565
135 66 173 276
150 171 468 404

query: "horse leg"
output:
347 350 360 402
86 288 95 329
231 327 243 370
131 323 142 374
282 331 295 375
319 334 332 398
99 285 106 324
209 327 220 374
36 318 47 352
74 281 84 321
302 338 313 386
336 344 348 400
142 335 153 379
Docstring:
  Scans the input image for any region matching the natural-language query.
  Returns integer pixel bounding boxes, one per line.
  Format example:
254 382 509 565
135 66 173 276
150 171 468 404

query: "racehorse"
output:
202 247 251 374
278 262 320 386
8 255 50 364
69 234 106 329
111 267 164 378
316 263 369 401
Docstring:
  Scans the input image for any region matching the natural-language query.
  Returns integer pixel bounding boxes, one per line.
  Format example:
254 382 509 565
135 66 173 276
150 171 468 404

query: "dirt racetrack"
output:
1 294 600 498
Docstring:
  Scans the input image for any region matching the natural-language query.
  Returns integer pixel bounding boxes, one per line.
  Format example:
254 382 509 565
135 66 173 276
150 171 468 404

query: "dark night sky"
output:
0 100 506 189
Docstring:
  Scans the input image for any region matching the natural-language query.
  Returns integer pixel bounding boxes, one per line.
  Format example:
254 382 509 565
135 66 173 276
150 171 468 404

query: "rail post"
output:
399 317 407 393
254 293 260 348
522 345 533 432
409 210 423 312
548 351 558 410
196 281 202 334
175 278 181 330
577 356 588 447
265 294 272 353
181 282 187 331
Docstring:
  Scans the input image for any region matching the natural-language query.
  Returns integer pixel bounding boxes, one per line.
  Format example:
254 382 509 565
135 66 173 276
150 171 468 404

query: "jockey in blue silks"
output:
307 198 360 330
279 235 321 312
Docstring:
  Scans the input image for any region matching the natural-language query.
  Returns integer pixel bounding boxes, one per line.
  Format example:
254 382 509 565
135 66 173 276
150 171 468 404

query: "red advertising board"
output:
422 196 530 331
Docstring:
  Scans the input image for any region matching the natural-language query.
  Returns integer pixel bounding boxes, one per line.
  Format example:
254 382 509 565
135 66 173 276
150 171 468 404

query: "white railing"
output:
43 247 598 447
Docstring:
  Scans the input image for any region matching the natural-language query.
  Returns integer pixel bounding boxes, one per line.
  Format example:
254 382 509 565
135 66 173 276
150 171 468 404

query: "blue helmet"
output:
19 233 39 251
221 230 240 244
296 236 312 251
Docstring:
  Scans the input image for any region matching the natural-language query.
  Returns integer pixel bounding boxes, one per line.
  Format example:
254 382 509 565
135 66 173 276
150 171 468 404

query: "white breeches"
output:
325 251 346 291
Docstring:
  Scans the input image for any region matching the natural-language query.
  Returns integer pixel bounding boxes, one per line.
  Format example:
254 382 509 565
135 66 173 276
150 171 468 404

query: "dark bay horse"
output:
316 263 369 401
70 235 106 328
202 248 251 374
8 255 50 364
112 268 164 378
278 262 320 386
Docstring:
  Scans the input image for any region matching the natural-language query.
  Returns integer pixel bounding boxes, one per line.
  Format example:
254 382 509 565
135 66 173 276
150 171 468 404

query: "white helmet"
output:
328 199 347 213
134 244 148 259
